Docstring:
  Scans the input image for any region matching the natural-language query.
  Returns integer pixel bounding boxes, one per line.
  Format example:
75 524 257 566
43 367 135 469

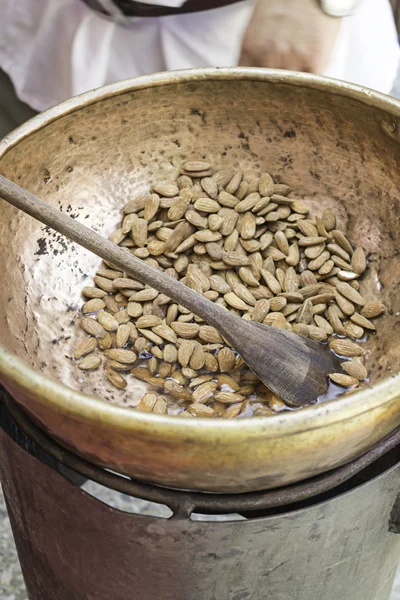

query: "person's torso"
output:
0 0 398 112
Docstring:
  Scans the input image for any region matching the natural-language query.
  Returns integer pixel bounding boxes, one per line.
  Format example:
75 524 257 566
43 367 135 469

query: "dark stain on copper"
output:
283 129 296 138
190 108 207 125
35 238 48 256
43 169 51 184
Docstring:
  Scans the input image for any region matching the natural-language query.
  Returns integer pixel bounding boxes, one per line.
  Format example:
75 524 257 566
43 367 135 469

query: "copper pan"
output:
0 68 399 493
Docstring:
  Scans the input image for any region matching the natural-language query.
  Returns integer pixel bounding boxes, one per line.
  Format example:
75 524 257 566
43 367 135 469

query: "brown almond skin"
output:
341 361 368 381
361 301 385 319
329 373 359 388
77 162 384 420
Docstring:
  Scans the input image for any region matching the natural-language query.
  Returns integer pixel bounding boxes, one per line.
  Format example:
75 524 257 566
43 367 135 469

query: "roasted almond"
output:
215 391 245 404
171 322 200 338
329 338 363 358
82 299 106 314
97 310 119 332
351 247 367 274
350 313 375 331
192 381 218 403
78 355 102 370
135 315 163 328
224 292 251 311
74 337 97 360
361 301 385 319
105 368 128 389
217 348 236 372
194 198 221 213
341 361 368 381
182 160 211 172
80 317 106 338
104 349 137 364
329 373 359 387
336 282 365 306
188 403 215 417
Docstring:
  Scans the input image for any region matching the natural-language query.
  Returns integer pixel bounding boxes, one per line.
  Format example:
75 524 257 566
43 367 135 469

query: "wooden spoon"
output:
0 174 342 407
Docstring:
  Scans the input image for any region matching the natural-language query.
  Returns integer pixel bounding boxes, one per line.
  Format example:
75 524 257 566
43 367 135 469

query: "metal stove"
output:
0 389 399 600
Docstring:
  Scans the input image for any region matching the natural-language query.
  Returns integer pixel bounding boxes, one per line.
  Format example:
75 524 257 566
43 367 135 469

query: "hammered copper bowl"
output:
0 69 399 493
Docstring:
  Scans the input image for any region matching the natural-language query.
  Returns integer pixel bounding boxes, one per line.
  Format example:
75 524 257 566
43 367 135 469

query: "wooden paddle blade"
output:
220 320 342 408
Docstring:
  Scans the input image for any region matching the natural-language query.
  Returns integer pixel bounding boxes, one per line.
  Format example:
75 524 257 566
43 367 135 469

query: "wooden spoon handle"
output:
0 175 239 334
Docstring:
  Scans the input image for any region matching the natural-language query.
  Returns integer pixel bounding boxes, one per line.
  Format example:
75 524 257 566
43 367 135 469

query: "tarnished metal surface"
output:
2 391 400 516
0 415 399 600
0 69 399 492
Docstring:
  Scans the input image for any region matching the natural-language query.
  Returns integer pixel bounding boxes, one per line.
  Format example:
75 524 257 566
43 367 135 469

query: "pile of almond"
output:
73 161 385 418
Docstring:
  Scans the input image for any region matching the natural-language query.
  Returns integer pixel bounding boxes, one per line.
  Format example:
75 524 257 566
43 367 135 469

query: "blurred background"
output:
392 0 400 29
0 0 400 140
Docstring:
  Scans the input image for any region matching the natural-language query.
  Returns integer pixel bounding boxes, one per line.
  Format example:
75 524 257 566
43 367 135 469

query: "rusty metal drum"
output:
0 395 399 600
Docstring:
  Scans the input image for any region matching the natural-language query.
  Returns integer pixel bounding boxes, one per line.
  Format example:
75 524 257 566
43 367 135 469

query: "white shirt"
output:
0 0 398 113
